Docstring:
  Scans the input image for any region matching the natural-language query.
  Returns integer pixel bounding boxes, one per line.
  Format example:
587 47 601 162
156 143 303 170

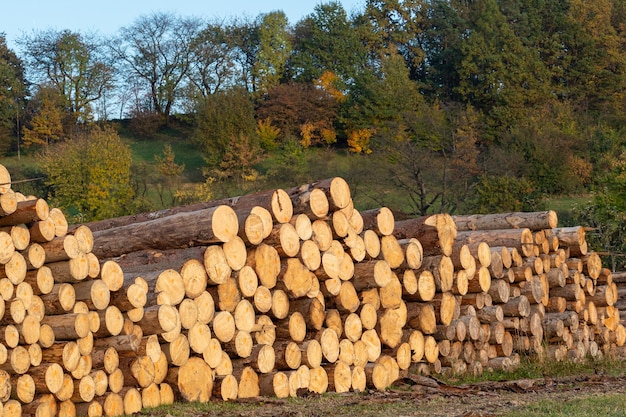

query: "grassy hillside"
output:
0 120 586 228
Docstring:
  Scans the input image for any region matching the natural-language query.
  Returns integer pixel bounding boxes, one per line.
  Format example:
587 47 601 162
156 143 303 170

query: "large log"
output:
455 228 536 258
452 211 558 232
90 205 239 259
74 188 293 234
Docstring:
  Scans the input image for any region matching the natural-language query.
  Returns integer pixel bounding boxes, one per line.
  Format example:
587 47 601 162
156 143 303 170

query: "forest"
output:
0 0 625 268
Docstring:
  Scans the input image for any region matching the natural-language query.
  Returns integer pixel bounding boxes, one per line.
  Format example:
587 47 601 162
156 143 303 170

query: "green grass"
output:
441 354 626 386
119 121 205 183
543 194 592 227
502 393 626 417
126 138 205 182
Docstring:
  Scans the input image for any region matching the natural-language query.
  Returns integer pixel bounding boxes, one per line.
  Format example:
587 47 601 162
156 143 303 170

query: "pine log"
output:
169 356 213 402
419 255 454 293
0 198 49 227
0 231 14 264
452 211 557 232
392 214 457 257
553 226 587 257
72 279 110 311
23 267 53 296
273 341 302 371
432 292 458 326
212 374 239 401
29 217 56 243
287 177 352 214
351 260 392 292
406 302 437 335
326 361 352 393
455 228 536 258
77 188 294 237
362 229 381 259
377 306 405 348
0 190 17 217
0 225 28 253
500 296 531 317
360 207 395 237
1 252 27 285
403 270 437 303
90 205 239 259
308 366 328 394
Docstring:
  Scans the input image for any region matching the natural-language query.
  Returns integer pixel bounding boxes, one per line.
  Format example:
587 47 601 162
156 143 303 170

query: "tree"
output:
192 87 257 166
416 0 466 101
256 82 339 146
339 51 422 140
357 0 426 77
288 2 366 88
40 125 134 222
20 29 114 125
455 0 550 132
573 148 626 271
187 21 240 98
21 84 67 148
207 134 262 184
154 144 185 208
228 17 261 93
0 34 28 156
496 101 592 195
468 174 542 213
561 0 626 113
253 11 292 95
110 12 201 122
379 102 482 215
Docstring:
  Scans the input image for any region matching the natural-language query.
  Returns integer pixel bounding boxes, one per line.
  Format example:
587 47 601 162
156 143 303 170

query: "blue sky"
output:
1 0 364 50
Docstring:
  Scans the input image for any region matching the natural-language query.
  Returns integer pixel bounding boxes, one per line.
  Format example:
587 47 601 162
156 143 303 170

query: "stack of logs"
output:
0 162 624 417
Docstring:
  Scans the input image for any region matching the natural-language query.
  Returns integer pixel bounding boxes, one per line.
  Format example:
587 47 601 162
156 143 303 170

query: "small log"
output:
326 361 352 393
392 214 457 257
234 366 260 398
361 207 395 237
308 366 328 394
287 177 352 214
500 296 531 318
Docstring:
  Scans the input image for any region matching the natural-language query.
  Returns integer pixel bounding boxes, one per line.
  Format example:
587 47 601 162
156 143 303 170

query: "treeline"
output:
1 0 626 267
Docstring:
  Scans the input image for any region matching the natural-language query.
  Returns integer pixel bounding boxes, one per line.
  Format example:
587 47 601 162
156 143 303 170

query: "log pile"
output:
0 163 624 416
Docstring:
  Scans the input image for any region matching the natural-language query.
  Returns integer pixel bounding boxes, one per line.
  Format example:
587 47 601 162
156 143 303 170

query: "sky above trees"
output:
0 0 364 49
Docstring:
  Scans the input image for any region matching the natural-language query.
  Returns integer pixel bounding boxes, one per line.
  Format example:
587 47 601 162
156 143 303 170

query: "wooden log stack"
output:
0 163 624 416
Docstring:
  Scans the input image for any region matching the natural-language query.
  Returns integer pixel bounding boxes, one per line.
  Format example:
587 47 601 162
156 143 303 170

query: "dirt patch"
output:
137 373 626 417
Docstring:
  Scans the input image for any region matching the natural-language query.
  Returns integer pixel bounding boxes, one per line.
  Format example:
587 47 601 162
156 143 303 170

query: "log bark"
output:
455 228 536 258
392 214 457 257
0 199 49 227
91 205 239 259
452 211 557 232
360 207 395 237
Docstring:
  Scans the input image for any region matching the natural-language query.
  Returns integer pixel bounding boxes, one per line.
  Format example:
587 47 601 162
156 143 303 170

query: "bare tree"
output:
109 12 201 122
20 29 114 124
187 20 241 97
